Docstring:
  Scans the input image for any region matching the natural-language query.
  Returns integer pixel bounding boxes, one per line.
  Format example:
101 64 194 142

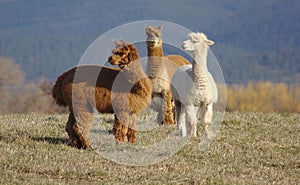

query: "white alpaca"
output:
171 32 217 139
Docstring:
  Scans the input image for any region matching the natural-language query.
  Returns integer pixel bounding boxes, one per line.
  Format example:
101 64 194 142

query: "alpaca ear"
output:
158 25 162 31
205 39 214 46
120 39 126 45
113 40 119 46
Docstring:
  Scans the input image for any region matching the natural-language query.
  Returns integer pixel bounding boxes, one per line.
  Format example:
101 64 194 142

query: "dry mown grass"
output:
0 112 299 184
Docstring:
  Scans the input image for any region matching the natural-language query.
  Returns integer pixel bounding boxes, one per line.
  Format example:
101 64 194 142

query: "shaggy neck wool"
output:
146 44 166 79
191 45 210 91
123 53 147 83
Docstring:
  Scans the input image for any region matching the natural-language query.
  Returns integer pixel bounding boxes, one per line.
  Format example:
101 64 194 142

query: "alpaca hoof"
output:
82 143 91 149
161 116 176 125
76 142 90 149
69 138 91 149
69 139 84 149
115 136 126 144
180 130 187 137
190 129 197 137
67 140 77 148
128 137 136 143
115 139 125 145
108 129 115 135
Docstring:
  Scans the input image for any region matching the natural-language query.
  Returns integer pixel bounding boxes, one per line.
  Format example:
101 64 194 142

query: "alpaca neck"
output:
191 46 209 89
147 44 163 57
146 44 165 78
123 55 147 83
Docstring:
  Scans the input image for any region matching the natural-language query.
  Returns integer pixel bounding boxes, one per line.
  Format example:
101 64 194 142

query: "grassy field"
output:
0 112 299 184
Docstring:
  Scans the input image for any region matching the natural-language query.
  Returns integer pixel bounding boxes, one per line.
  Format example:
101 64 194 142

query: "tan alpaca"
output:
52 40 152 149
145 25 190 124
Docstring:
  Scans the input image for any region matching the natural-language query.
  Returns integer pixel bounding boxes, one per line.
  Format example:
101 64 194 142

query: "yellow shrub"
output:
226 81 300 113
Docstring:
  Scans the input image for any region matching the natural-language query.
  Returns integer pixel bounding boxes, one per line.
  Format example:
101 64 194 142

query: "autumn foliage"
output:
0 58 60 114
1 58 299 114
226 81 300 113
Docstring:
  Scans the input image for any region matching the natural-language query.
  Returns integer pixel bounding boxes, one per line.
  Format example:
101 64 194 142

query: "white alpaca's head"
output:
182 32 214 51
145 25 162 47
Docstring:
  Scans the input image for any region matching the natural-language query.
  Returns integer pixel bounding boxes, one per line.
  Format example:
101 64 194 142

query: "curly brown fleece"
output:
52 41 152 149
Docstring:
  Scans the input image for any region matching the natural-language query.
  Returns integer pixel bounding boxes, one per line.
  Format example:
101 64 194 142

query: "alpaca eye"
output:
116 52 125 56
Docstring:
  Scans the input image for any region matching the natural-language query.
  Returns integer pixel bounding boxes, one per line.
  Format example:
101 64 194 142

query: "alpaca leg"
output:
175 100 181 129
67 84 93 149
185 104 197 137
172 99 176 124
162 90 175 125
66 112 83 148
153 93 164 124
113 112 129 143
127 114 137 143
202 103 214 139
156 98 164 125
72 111 93 149
196 106 201 121
151 93 163 113
175 100 186 137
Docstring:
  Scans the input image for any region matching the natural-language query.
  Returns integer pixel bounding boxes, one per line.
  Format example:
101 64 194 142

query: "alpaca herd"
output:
52 26 217 149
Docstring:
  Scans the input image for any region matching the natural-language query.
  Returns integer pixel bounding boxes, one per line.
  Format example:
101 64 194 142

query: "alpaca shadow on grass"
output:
30 136 69 145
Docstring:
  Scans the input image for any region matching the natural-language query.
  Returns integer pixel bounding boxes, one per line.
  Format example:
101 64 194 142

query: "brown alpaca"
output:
52 40 152 149
145 25 190 125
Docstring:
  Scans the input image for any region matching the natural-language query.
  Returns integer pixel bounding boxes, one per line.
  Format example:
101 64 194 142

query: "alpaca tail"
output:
52 72 68 107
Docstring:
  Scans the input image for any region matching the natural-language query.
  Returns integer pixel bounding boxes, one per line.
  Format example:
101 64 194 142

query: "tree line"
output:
1 36 299 84
1 58 299 114
0 58 63 114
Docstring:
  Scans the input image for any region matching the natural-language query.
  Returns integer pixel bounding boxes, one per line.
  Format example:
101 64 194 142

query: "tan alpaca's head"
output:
108 40 139 69
145 25 162 47
182 32 214 51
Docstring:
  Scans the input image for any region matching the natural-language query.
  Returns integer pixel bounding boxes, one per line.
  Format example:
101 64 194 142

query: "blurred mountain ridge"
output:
0 0 299 83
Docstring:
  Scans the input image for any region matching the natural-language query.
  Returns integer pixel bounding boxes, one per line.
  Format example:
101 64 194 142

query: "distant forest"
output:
0 37 299 84
0 0 299 84
1 58 299 114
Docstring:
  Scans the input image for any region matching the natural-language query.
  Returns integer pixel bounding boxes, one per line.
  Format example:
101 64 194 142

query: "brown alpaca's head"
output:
145 25 162 47
108 40 139 69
